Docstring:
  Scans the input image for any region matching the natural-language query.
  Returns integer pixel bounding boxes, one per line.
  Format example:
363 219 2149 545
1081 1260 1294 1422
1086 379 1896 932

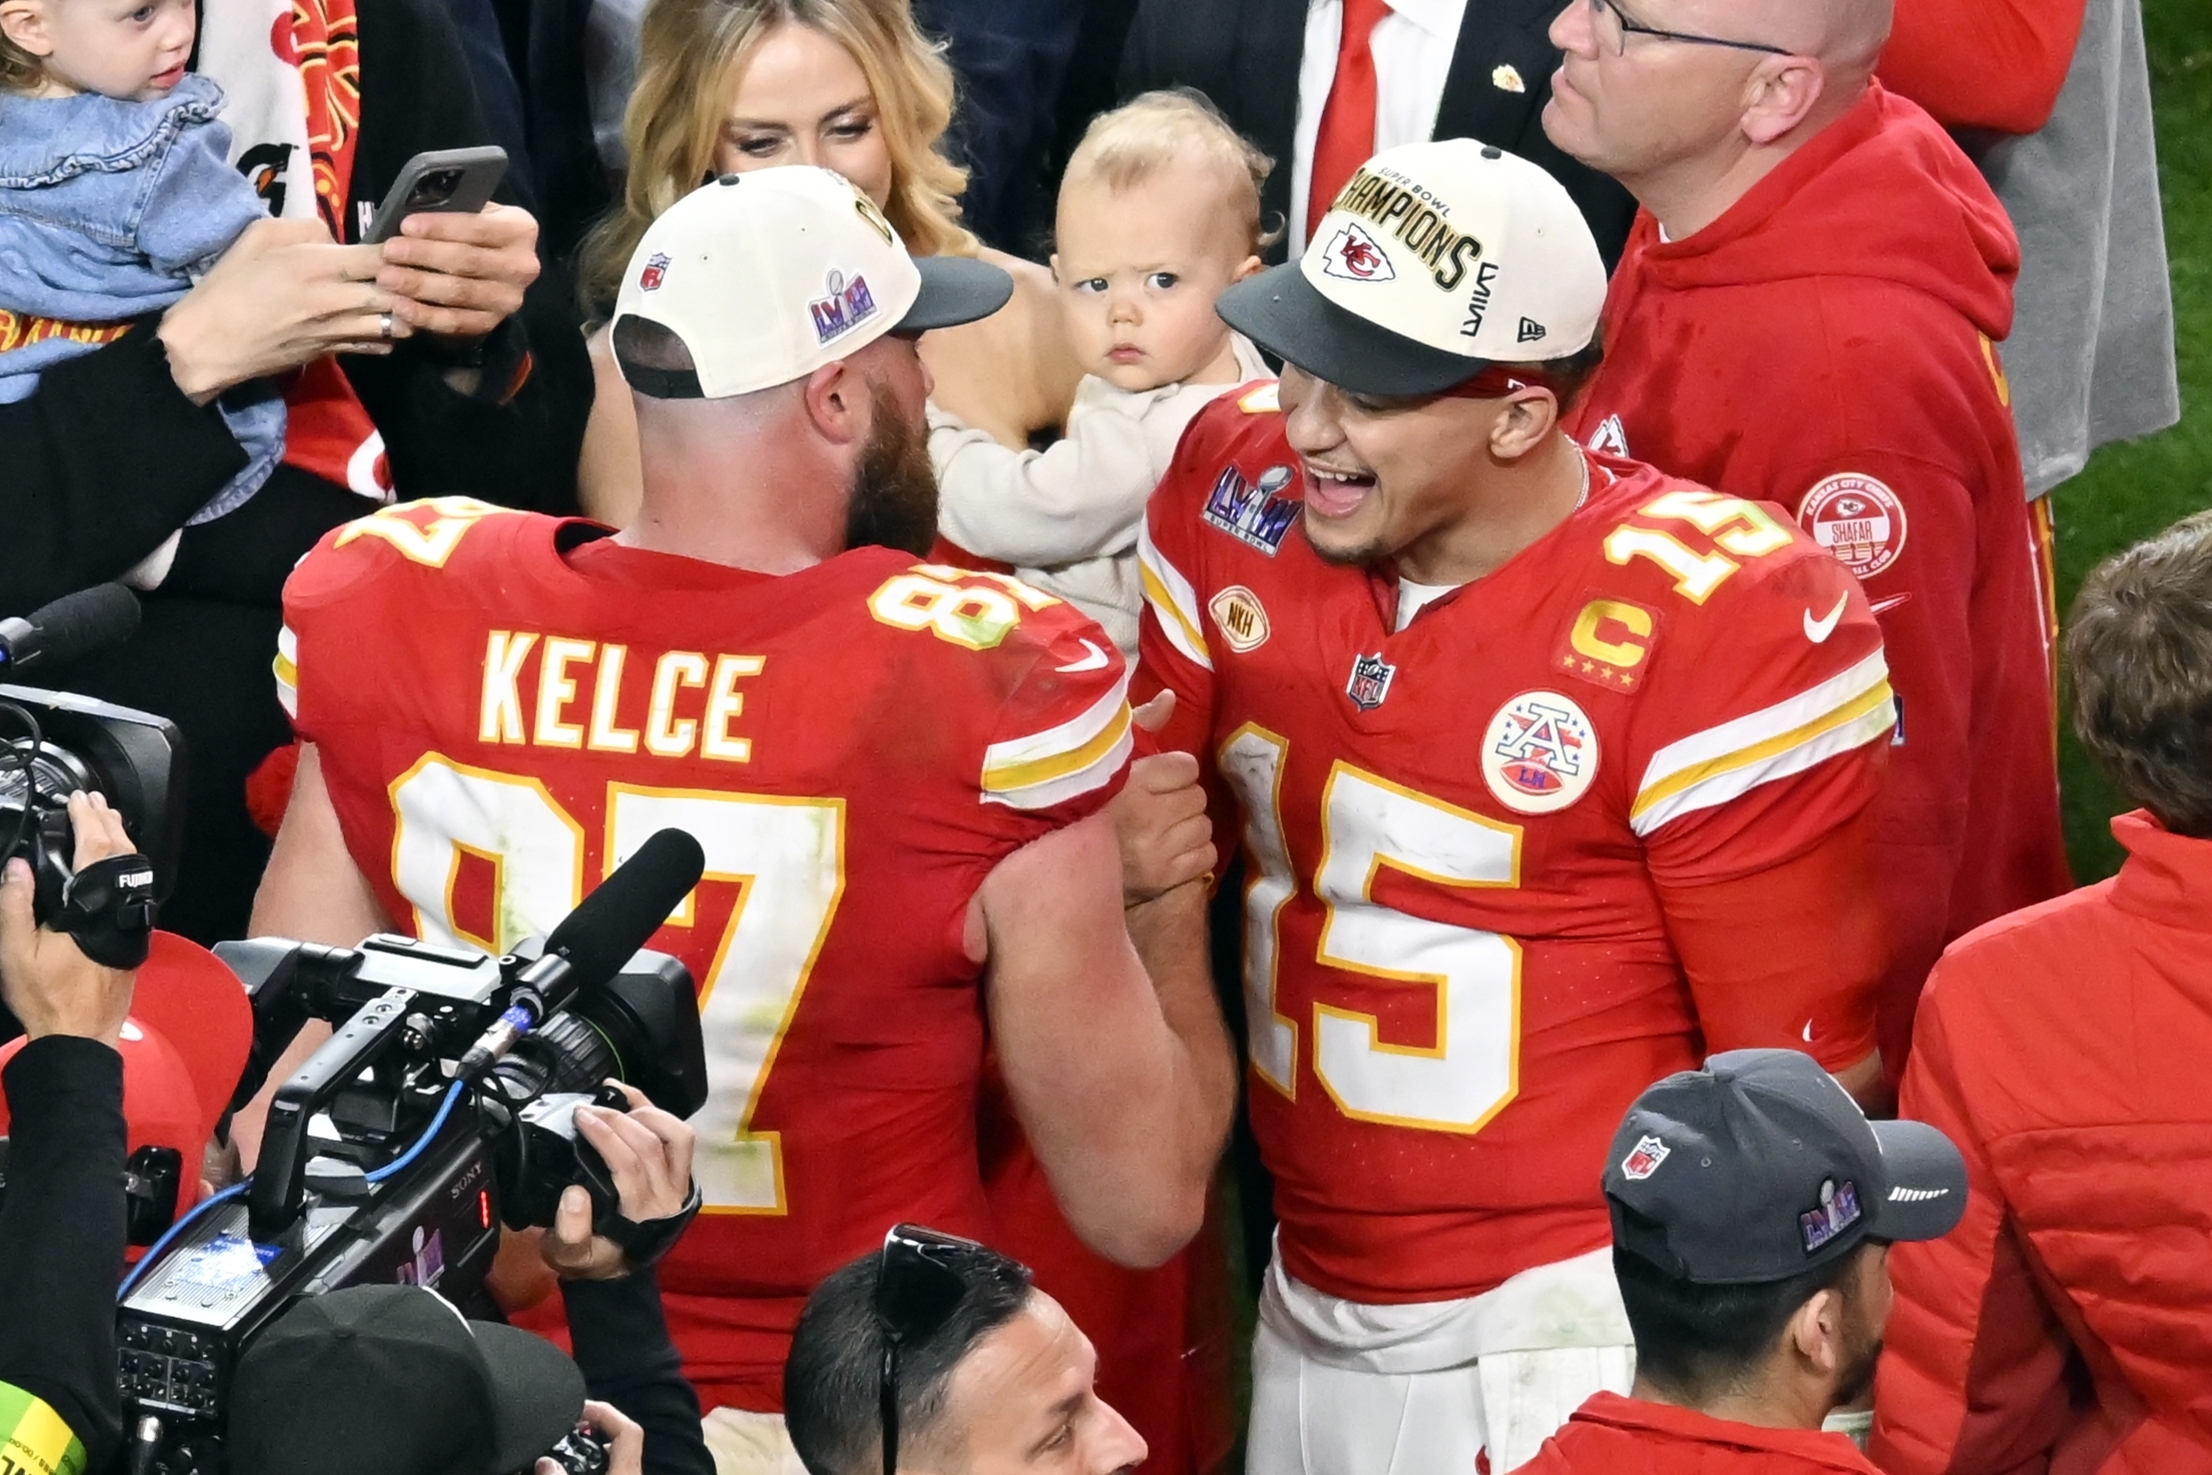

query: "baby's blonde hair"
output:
1061 89 1278 256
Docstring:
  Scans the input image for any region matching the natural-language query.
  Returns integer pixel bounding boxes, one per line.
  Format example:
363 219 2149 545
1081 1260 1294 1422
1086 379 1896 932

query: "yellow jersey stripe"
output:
984 701 1134 794
1631 680 1894 829
1138 527 1212 671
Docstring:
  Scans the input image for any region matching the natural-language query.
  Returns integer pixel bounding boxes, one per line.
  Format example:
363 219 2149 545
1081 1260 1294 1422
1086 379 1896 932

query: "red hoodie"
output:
1566 82 2070 1082
1873 811 2212 1475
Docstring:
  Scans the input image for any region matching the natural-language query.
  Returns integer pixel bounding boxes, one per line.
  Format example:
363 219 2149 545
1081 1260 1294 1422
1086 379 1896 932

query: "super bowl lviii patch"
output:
809 269 878 344
1203 463 1298 554
1800 1178 1863 1254
1482 691 1599 814
1798 474 1906 580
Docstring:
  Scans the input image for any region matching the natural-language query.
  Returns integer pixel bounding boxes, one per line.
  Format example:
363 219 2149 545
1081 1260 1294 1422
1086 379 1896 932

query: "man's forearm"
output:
1125 879 1237 1172
561 1273 710 1475
0 1040 128 1473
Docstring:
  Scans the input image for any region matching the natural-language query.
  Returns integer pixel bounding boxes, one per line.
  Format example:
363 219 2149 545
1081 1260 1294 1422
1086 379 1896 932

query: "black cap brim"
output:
898 256 1014 332
1217 263 1492 398
1867 1119 1969 1243
473 1320 589 1472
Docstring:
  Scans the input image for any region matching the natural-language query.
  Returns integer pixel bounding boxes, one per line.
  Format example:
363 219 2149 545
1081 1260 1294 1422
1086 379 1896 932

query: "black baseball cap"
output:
229 1285 586 1475
1603 1048 1967 1286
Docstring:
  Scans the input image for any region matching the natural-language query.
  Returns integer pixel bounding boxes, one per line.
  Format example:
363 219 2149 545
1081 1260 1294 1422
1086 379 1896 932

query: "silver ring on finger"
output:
379 310 394 340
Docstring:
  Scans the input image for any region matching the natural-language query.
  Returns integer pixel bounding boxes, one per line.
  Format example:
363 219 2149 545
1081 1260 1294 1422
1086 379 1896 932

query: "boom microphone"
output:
0 584 140 672
546 827 706 991
454 828 704 1086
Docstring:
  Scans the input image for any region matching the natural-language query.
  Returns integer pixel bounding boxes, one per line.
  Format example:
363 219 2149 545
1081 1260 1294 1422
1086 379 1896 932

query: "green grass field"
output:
2051 0 2211 878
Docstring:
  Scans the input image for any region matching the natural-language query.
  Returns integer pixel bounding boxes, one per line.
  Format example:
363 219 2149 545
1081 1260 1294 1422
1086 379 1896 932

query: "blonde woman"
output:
573 0 1078 523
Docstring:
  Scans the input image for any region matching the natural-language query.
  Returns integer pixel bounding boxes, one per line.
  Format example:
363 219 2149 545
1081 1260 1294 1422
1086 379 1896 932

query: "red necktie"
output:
1307 0 1391 240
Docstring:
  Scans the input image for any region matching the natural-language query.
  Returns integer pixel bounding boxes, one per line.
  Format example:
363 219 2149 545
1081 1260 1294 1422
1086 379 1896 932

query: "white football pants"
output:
1245 1246 1636 1475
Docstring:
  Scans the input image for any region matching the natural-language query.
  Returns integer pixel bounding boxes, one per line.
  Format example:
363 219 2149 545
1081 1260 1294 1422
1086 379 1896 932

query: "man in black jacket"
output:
1117 0 1636 267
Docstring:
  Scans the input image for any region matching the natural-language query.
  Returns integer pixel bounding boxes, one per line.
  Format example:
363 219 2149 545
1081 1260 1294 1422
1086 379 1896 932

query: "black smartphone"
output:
364 146 509 244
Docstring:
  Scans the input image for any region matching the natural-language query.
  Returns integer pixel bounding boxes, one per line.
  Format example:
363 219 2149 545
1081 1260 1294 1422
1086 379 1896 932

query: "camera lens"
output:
407 169 464 209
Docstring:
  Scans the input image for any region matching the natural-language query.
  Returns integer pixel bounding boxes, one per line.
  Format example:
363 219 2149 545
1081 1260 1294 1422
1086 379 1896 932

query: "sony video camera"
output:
116 830 711 1475
0 585 182 978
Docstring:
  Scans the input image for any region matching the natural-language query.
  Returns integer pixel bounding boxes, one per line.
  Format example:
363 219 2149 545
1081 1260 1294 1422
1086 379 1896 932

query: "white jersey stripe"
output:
982 719 1135 811
274 623 299 718
1631 683 1895 836
1636 651 1890 802
1139 524 1213 672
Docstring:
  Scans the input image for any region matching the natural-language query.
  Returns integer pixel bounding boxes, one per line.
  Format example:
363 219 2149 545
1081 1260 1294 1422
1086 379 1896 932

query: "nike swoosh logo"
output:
1056 639 1110 673
1803 593 1850 643
1868 594 1910 616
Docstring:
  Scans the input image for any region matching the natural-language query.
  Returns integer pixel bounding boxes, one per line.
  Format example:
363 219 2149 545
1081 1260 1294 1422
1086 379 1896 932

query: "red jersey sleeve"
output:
959 569 1135 838
1620 506 1894 1063
1134 394 1253 760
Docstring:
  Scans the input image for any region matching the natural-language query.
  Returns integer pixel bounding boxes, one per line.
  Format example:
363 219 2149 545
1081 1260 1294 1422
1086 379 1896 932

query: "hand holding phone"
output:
364 146 508 245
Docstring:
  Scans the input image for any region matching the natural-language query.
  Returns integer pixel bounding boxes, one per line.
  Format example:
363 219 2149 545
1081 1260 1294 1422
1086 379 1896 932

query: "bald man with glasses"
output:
1541 0 2072 1094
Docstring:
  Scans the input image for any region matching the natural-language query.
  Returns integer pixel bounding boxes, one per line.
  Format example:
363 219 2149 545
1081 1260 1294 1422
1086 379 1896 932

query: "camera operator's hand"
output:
536 1401 642 1475
539 1083 697 1281
0 792 136 1046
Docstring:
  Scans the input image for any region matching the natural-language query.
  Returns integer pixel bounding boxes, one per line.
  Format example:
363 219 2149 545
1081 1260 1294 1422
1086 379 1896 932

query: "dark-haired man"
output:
1874 511 2212 1475
1518 1047 1967 1471
1137 138 1894 1474
784 1229 1146 1475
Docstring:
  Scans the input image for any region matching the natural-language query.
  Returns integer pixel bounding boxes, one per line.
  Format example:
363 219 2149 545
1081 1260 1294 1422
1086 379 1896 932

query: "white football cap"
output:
1218 139 1606 396
611 166 1011 399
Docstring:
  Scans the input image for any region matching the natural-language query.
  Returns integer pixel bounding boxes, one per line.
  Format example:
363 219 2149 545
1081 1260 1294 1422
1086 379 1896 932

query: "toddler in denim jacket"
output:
0 0 281 524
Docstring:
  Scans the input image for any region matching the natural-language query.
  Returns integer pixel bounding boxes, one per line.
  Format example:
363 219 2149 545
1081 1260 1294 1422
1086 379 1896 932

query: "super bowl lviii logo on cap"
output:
809 269 878 345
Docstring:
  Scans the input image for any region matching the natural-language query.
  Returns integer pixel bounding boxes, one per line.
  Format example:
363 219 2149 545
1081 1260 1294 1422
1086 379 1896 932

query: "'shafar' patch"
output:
1798 474 1907 580
1482 690 1599 814
1620 1134 1669 1180
1209 585 1270 653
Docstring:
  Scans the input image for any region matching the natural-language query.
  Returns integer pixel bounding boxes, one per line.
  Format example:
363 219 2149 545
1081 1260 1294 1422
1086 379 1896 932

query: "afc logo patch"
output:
1798 474 1907 580
638 252 670 291
1621 1135 1670 1180
1202 463 1298 554
1481 690 1599 814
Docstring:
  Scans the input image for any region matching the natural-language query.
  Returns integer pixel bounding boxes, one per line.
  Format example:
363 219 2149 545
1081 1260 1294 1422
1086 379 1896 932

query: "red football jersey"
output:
1138 391 1895 1305
279 498 1134 1410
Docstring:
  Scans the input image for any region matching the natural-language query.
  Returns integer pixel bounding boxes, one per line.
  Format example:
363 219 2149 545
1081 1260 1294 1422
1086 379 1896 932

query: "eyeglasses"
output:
1585 0 1791 56
874 1225 982 1475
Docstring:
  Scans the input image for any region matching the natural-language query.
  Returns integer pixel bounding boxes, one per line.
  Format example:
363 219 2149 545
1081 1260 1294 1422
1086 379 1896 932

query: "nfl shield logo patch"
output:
1346 652 1396 711
638 252 670 291
1621 1135 1669 1180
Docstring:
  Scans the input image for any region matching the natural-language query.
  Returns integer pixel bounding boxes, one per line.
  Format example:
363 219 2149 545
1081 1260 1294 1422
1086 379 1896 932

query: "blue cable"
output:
117 1078 469 1301
366 1079 467 1182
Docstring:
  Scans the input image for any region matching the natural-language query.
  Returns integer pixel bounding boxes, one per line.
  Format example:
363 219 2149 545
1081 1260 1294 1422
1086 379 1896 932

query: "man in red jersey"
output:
1541 0 2073 1082
247 167 1235 1474
1138 139 1893 1475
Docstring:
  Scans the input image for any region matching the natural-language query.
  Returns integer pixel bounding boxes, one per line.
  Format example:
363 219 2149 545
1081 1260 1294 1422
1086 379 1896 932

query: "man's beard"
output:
1834 1328 1883 1406
845 385 939 557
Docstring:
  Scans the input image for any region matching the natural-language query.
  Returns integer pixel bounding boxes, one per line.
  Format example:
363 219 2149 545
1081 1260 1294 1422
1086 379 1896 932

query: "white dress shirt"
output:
1289 0 1471 253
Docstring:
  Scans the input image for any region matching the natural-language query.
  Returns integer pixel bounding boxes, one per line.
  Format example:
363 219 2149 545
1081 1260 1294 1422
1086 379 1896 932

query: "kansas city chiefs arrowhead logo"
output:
1321 223 1396 283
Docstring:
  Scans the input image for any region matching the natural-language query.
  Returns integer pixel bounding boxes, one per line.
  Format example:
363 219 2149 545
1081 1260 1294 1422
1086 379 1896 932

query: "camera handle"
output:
248 984 420 1239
